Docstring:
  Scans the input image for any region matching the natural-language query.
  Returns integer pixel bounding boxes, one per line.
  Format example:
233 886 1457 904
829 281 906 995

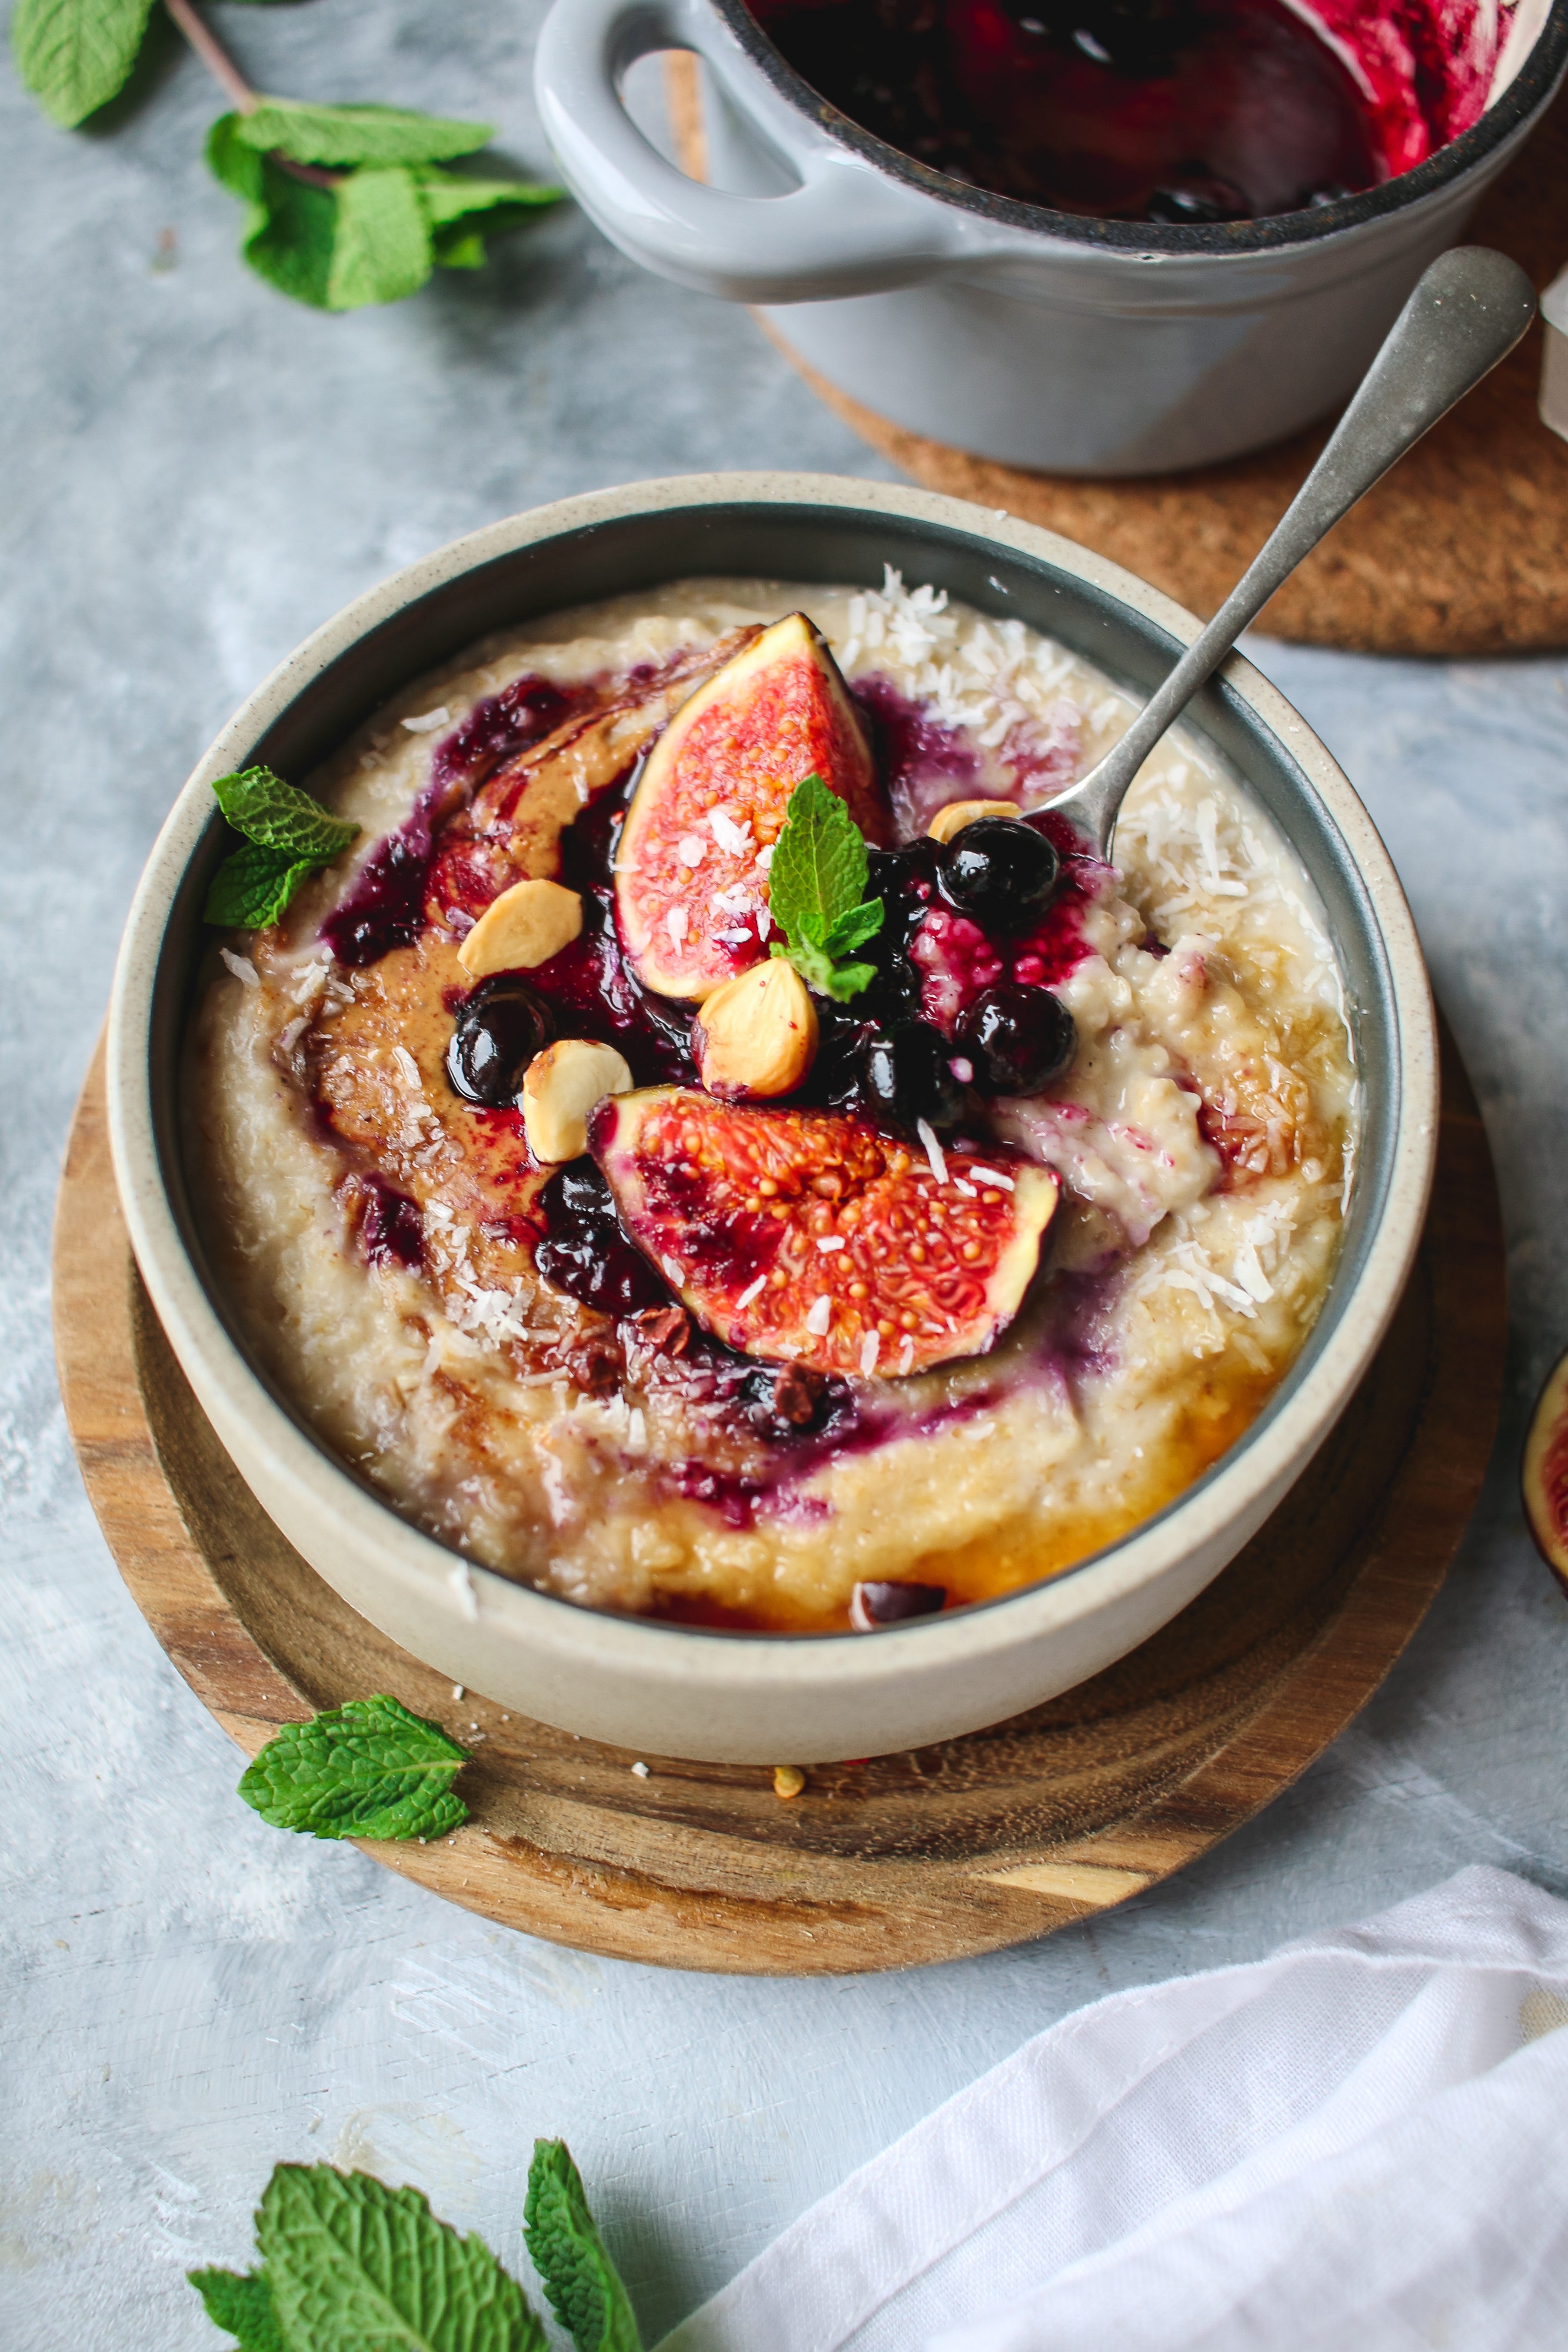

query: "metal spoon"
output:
1037 247 1537 859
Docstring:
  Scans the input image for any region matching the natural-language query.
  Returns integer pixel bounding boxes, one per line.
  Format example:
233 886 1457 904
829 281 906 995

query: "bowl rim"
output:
708 0 1568 257
106 470 1437 1698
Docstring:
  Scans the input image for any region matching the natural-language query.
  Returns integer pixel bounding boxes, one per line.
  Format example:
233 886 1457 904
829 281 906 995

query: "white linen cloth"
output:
656 1866 1568 2352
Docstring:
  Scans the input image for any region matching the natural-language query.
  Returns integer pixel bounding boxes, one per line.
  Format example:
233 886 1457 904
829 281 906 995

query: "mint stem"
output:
161 0 343 188
162 0 254 113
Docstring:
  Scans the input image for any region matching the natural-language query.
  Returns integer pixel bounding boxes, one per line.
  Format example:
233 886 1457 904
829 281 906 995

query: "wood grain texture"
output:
664 55 1568 656
53 1035 1503 1973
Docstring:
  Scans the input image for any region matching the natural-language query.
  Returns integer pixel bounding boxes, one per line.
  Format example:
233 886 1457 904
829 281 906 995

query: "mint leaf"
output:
819 900 884 960
208 112 267 207
418 171 564 227
766 773 884 1003
434 230 488 271
238 1696 472 1841
188 2267 284 2352
244 158 340 309
417 168 565 270
237 98 493 168
206 843 315 929
819 959 878 1003
213 766 358 862
524 2141 641 2352
258 2165 547 2351
326 166 432 310
12 0 152 127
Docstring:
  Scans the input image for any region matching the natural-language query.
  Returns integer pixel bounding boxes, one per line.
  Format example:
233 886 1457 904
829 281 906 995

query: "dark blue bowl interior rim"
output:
148 498 1403 1645
706 0 1568 255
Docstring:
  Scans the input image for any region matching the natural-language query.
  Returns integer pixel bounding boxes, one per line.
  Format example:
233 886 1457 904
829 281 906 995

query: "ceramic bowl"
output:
534 0 1568 472
107 473 1437 1763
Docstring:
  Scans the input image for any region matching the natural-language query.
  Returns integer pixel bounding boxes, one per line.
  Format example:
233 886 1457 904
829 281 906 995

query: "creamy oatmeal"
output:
186 571 1357 1632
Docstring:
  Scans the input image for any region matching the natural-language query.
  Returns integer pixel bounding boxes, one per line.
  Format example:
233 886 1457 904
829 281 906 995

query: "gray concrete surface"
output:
4 6 1568 2345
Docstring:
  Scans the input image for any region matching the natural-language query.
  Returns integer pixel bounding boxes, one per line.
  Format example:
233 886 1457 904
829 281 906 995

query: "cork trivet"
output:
669 58 1568 655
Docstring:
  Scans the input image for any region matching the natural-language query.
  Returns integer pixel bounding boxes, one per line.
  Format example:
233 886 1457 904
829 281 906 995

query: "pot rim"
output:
106 471 1437 1697
709 0 1568 257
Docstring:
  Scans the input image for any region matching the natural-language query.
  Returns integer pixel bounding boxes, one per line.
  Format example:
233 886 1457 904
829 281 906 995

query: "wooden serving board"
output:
53 1033 1502 1975
667 59 1568 656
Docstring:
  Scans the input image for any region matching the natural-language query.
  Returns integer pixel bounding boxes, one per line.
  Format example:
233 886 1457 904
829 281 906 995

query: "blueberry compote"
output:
746 0 1384 220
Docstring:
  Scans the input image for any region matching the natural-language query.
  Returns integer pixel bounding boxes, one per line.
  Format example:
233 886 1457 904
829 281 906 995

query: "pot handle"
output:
533 0 972 302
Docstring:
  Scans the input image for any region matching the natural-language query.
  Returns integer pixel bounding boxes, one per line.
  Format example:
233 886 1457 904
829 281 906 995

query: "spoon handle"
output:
1043 246 1538 855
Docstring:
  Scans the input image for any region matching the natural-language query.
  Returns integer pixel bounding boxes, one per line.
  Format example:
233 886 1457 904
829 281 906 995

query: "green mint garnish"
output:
233 100 495 171
187 2266 284 2352
206 106 562 310
204 840 318 932
10 0 152 129
524 2140 642 2352
213 767 359 863
12 4 564 307
205 763 357 929
253 2165 547 2352
766 772 885 1004
237 1695 472 1842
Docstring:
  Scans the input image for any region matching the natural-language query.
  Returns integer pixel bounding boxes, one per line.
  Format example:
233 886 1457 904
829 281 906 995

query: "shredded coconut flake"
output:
402 706 451 734
709 808 751 856
966 1165 1015 1191
220 949 260 988
666 905 688 946
446 1562 479 1622
816 1236 845 1253
805 1295 832 1336
859 1331 881 1376
736 1272 767 1308
916 1119 949 1184
677 834 706 867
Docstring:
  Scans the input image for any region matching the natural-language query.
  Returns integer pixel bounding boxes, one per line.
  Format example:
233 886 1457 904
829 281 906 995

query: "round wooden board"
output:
666 60 1568 656
53 1032 1502 1975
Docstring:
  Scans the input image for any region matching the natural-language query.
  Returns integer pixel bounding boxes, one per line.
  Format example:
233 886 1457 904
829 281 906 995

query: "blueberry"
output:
861 1020 966 1129
938 818 1060 935
534 1161 666 1314
554 1160 615 1220
446 979 553 1107
956 983 1077 1097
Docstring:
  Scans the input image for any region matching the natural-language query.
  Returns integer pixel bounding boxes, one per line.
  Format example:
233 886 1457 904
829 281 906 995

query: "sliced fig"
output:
615 613 885 1002
590 1086 1059 1378
1524 1343 1568 1592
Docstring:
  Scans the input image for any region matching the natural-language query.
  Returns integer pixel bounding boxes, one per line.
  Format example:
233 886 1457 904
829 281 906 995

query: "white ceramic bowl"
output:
107 473 1437 1763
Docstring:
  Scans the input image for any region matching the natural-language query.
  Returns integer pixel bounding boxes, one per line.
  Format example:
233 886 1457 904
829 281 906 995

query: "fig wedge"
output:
591 1087 1058 1379
1524 1343 1568 1592
616 613 884 1002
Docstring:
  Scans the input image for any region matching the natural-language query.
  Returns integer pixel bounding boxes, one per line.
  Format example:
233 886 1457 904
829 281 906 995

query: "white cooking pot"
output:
535 0 1566 473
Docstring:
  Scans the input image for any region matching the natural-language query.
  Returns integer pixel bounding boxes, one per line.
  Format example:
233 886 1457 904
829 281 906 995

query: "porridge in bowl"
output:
187 572 1358 1633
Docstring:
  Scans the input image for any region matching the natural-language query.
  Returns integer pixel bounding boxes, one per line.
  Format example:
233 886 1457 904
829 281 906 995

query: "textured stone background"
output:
4 6 1568 2346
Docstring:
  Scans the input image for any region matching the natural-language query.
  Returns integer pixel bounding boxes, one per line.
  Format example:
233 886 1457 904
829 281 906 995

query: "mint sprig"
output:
524 2140 642 2352
767 772 885 1003
189 2157 642 2352
205 763 357 930
237 1695 472 1841
206 103 563 310
12 3 564 308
